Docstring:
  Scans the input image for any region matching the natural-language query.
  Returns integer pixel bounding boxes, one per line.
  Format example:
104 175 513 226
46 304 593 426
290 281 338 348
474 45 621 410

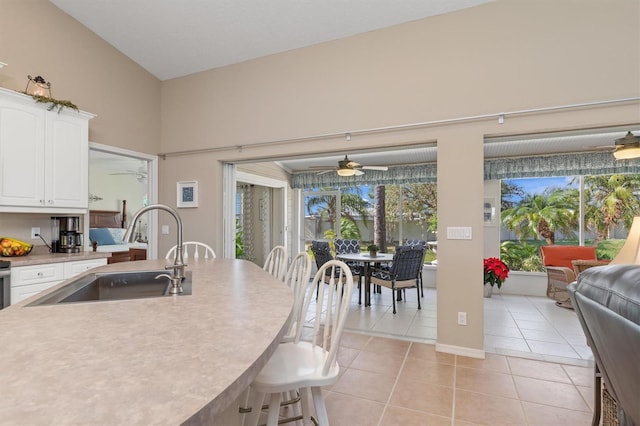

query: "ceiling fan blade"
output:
316 170 334 175
346 161 361 168
582 145 614 152
353 169 365 176
362 165 388 171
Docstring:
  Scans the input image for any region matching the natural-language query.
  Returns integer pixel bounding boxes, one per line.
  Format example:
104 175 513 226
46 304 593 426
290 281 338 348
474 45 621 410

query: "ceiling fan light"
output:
336 168 355 176
613 145 640 160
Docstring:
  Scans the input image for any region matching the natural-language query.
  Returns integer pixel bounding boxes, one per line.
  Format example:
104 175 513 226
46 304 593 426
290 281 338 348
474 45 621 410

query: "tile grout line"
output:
375 340 413 426
450 354 458 426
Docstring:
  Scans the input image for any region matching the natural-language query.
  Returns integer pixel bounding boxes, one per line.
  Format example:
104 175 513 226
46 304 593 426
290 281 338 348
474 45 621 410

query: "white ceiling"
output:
50 0 494 81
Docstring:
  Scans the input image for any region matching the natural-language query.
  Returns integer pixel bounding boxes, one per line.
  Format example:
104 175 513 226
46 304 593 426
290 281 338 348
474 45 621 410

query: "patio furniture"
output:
540 245 608 309
165 241 216 260
335 239 363 302
336 252 393 306
370 245 426 314
311 242 360 302
263 245 288 281
568 265 640 426
245 259 354 426
406 239 426 296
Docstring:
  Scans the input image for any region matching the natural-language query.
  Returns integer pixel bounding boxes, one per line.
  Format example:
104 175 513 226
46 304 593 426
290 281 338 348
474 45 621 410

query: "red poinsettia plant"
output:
483 257 510 289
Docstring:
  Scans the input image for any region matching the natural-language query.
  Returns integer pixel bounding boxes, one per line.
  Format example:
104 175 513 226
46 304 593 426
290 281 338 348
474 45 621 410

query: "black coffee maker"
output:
51 216 83 253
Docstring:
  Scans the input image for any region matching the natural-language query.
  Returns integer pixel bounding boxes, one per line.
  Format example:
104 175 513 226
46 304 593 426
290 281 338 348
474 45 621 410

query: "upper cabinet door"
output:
0 98 46 207
0 88 94 213
45 113 89 209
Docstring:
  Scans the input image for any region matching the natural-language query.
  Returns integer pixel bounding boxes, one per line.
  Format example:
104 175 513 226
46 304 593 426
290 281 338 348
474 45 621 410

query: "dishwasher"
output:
0 260 10 309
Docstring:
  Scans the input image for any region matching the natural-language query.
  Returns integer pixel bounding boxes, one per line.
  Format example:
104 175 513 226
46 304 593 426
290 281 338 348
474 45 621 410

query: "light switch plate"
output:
161 225 170 235
446 226 472 240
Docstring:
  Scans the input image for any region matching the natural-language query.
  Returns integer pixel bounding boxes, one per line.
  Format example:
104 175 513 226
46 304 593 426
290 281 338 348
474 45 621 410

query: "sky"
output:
504 176 577 203
508 177 575 194
303 177 576 213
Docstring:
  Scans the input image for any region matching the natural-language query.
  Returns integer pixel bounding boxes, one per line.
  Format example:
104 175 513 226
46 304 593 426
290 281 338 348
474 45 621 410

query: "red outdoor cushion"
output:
540 245 597 269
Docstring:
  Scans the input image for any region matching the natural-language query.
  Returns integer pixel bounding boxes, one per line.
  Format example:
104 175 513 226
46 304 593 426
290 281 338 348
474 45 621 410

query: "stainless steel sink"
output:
27 270 192 306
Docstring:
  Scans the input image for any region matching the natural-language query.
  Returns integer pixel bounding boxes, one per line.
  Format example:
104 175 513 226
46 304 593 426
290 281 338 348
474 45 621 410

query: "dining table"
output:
336 252 395 306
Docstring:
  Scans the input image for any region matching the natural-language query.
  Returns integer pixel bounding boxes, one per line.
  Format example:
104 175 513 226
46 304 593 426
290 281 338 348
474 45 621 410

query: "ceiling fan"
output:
612 131 640 159
109 165 148 182
584 131 640 159
311 155 389 176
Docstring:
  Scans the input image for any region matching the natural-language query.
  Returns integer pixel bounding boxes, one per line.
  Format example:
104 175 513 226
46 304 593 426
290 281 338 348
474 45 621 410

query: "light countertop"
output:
0 258 293 425
5 250 111 267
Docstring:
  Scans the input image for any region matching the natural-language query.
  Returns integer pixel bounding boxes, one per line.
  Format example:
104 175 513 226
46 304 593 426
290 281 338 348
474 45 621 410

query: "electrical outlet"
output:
161 225 170 235
457 311 467 326
31 227 40 240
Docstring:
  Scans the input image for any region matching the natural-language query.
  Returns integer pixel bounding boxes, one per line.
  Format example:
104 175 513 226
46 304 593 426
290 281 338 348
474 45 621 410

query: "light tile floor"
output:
321 333 595 425
343 286 594 367
280 285 597 425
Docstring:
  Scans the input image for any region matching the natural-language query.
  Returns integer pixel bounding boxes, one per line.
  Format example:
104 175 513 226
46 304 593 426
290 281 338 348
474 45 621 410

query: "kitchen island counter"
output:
0 258 293 425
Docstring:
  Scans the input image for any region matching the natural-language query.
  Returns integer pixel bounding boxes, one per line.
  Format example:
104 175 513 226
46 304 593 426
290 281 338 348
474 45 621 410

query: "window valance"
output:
290 152 640 189
290 163 437 189
484 151 640 180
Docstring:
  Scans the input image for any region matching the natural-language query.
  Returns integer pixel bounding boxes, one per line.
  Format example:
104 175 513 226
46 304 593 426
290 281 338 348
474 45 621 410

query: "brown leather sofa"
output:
540 245 609 308
568 265 640 426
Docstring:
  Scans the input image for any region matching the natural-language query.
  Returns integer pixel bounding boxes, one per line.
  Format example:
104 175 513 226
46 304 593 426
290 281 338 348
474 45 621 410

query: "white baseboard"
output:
435 342 485 359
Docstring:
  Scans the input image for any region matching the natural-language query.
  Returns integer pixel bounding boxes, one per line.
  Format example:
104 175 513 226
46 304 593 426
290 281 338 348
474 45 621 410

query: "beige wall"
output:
159 0 639 354
0 0 161 250
1 0 638 354
0 0 161 154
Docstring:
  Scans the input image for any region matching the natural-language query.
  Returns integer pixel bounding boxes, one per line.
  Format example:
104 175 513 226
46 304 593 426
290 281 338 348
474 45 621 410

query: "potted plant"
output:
483 257 509 297
367 244 379 257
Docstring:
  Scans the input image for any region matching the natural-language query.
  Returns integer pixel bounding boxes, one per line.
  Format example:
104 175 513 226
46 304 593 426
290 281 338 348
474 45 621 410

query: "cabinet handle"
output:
48 200 53 204
40 200 45 205
37 272 43 277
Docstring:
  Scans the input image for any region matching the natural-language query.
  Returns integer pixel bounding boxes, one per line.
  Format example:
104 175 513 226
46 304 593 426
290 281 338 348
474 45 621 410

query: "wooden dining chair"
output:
263 245 288 281
165 241 216 260
245 260 354 426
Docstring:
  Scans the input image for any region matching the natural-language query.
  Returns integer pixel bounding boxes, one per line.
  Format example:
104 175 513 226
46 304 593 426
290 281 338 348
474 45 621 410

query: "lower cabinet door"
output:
11 280 62 305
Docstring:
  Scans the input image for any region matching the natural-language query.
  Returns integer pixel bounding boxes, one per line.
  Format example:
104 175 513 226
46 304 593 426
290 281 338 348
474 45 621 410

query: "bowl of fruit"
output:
0 237 33 257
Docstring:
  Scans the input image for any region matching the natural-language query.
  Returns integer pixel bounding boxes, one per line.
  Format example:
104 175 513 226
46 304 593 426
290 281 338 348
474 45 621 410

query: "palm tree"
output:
305 187 370 237
583 174 640 240
502 188 579 245
373 185 386 251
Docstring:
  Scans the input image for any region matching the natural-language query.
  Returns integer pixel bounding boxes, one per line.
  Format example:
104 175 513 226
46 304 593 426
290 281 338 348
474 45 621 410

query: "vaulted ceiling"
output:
52 1 637 171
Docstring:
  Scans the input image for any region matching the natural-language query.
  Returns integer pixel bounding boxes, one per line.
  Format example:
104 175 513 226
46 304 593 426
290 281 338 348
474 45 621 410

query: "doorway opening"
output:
88 142 159 259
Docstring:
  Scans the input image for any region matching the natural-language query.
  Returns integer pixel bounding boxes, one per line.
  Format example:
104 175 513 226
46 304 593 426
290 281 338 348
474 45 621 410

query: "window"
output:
303 183 437 262
499 173 640 271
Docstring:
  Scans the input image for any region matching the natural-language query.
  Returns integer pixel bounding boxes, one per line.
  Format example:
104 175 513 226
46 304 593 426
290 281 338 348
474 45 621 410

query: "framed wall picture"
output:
483 197 497 226
177 181 198 208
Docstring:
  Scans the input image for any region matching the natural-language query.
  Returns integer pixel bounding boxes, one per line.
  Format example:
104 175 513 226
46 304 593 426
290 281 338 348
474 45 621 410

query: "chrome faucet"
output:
124 204 186 293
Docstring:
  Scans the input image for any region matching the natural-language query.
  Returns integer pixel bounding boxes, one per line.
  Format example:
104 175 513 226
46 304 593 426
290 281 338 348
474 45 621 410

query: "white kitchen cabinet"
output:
64 258 107 278
0 88 94 213
10 258 107 305
10 263 64 305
